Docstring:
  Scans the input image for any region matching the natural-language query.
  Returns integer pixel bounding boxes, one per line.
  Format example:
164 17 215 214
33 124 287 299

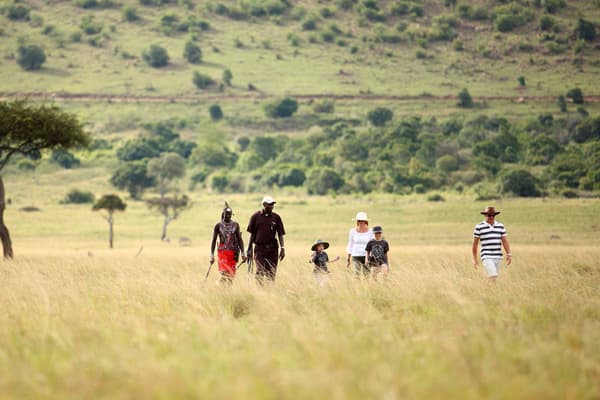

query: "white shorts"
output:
482 258 502 277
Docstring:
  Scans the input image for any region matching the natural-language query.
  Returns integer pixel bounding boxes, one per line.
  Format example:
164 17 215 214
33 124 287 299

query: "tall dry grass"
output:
1 245 598 399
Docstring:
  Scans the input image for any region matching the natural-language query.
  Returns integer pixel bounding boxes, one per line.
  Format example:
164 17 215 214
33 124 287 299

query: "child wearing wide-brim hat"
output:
309 239 340 286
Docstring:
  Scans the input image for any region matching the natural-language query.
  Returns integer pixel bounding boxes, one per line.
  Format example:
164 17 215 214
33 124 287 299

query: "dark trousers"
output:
254 247 279 283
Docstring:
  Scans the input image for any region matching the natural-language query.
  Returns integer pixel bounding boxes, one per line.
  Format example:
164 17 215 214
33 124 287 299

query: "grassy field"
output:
1 192 599 399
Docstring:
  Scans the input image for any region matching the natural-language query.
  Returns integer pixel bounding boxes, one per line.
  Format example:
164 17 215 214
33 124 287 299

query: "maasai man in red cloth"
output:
210 202 246 284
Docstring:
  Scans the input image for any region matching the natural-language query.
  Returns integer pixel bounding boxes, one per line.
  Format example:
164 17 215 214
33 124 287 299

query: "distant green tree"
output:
50 149 81 169
0 100 90 258
191 143 237 167
146 195 190 241
93 194 127 248
557 94 567 112
183 41 202 63
61 189 95 204
211 174 229 192
574 18 596 42
264 98 299 118
122 6 140 21
306 168 345 194
436 154 459 173
457 88 473 108
110 160 156 199
573 117 600 143
143 44 169 67
517 76 526 87
222 69 233 86
367 107 393 127
500 169 541 197
209 104 223 121
6 4 30 20
16 45 46 70
193 71 215 89
566 87 584 104
147 152 186 198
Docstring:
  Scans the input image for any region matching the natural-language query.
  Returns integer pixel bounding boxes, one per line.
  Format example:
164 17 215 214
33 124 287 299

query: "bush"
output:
209 104 223 121
566 87 584 104
539 15 555 31
312 100 335 114
457 88 473 108
17 160 36 171
222 69 233 86
193 71 215 89
557 94 567 112
436 155 458 173
306 168 345 194
367 107 393 127
211 174 229 192
427 193 445 202
80 15 103 35
574 18 597 42
413 183 426 193
16 45 46 70
143 44 169 67
500 169 541 197
183 41 202 64
6 4 30 20
122 6 140 21
543 0 565 13
51 149 81 169
302 17 318 30
264 98 299 118
61 189 95 204
495 14 518 32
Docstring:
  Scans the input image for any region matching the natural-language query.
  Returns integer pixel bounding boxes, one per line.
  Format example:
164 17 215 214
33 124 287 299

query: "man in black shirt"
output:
246 196 286 283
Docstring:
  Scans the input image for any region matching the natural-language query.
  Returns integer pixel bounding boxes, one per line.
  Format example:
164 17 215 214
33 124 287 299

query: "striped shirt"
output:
473 221 507 260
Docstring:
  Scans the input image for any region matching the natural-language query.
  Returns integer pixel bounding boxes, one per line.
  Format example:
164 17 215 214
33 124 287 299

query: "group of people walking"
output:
209 197 512 285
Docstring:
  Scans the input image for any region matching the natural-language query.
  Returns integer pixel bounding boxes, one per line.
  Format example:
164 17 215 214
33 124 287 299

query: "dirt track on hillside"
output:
1 91 600 103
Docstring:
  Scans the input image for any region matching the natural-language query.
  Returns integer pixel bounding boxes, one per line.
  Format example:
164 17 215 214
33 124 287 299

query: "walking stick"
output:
235 258 246 271
204 260 214 282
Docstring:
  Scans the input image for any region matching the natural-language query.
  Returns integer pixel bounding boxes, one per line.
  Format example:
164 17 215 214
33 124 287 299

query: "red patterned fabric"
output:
218 248 237 277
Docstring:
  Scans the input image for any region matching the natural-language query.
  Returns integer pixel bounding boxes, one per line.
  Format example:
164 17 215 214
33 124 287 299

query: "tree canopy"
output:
0 100 90 170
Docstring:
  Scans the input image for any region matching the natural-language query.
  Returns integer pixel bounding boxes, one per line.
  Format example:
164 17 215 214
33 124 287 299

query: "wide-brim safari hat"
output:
311 239 330 251
353 211 368 221
480 206 501 216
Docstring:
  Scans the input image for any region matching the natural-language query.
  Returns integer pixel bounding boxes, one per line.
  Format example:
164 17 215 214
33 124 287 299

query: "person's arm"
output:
235 223 246 262
472 237 480 268
210 224 219 264
309 251 316 264
246 214 255 259
277 215 286 261
502 236 511 266
329 256 340 263
278 230 285 261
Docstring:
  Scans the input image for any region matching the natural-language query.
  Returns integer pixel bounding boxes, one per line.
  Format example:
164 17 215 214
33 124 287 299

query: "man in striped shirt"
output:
472 206 512 281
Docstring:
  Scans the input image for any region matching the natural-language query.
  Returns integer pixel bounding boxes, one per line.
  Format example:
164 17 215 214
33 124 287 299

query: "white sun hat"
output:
353 211 368 221
261 195 276 205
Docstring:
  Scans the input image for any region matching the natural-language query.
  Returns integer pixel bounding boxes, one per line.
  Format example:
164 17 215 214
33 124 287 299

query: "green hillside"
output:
1 0 600 199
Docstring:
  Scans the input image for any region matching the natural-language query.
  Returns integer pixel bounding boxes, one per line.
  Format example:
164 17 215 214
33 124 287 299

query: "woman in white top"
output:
346 211 374 276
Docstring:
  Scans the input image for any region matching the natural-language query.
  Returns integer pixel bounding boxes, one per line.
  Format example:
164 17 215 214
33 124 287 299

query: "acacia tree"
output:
92 194 127 248
0 100 89 258
146 195 190 241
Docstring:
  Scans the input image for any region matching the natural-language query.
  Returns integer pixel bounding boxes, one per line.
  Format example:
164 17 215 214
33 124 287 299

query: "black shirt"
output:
312 251 329 273
247 210 285 247
365 239 389 266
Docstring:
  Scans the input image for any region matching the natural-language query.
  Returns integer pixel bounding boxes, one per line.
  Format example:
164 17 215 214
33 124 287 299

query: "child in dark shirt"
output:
365 226 390 280
309 239 340 286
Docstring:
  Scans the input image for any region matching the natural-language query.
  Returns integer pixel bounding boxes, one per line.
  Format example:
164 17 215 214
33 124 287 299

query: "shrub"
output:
143 44 169 67
16 45 46 70
209 104 223 121
367 107 393 127
17 160 36 171
80 15 103 35
413 183 426 193
263 98 299 118
539 15 555 31
192 71 215 89
500 169 541 197
436 155 458 173
6 4 30 20
211 174 229 192
302 17 318 30
51 149 81 169
122 6 140 22
574 18 597 42
313 100 335 114
543 0 565 13
566 87 584 104
222 69 233 86
320 7 334 18
183 41 202 63
427 193 445 202
61 189 95 204
457 88 473 108
495 14 518 32
306 168 345 194
517 76 526 87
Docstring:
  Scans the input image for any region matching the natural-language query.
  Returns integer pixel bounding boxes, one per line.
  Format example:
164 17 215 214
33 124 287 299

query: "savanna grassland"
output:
1 191 600 399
